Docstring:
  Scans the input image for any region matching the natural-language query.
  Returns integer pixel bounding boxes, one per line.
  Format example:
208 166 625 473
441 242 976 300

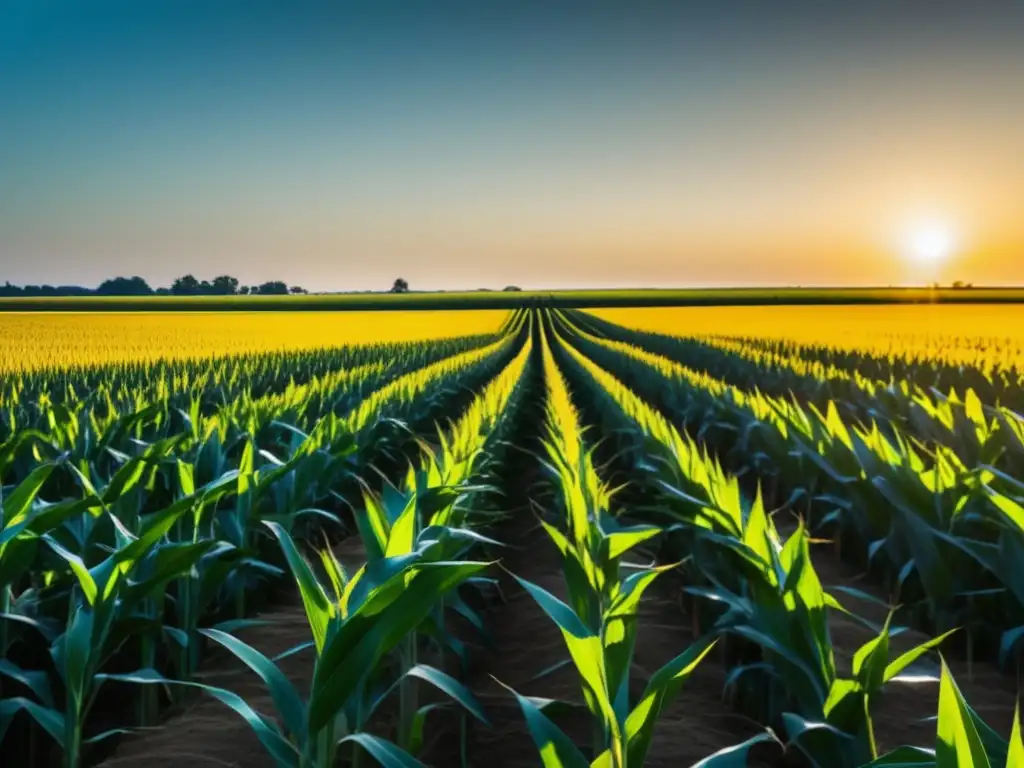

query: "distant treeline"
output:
0 275 306 297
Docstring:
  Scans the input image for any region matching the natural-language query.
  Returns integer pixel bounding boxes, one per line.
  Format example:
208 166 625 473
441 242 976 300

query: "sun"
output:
905 222 956 265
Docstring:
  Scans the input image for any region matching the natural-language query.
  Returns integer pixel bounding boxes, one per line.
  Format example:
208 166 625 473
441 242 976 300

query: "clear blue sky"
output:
3 1 1023 290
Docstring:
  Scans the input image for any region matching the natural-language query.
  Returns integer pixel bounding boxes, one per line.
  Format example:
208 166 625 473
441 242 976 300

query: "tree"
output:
289 286 307 294
171 274 202 295
238 286 250 295
503 285 522 292
256 281 288 295
210 275 240 295
391 278 409 294
96 276 153 296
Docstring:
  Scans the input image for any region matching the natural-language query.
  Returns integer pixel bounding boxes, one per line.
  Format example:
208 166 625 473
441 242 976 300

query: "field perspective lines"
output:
1 306 1022 768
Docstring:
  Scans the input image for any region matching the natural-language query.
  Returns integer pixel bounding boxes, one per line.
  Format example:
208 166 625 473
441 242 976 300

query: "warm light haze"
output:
4 6 1024 763
2 1 1022 290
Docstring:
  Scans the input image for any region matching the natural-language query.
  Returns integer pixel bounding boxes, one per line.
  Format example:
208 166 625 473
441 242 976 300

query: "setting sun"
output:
905 221 957 266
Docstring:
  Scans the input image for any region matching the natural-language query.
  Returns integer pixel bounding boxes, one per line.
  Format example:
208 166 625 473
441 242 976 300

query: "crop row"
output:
2 306 1022 767
558 310 1024 669
0 312 530 766
531 310 1023 766
569 310 1024 474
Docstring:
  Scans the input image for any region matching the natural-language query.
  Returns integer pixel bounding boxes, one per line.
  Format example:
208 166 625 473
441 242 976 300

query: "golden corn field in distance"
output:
593 304 1024 373
0 310 509 374
3 303 1024 768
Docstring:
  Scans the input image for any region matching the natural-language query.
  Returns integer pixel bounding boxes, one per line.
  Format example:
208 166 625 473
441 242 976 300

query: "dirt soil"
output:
417 359 775 768
420 480 771 767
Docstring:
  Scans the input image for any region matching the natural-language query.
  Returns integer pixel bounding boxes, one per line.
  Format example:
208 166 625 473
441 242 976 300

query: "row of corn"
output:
559 310 1024 674
3 304 1024 766
516 310 1024 766
0 311 531 766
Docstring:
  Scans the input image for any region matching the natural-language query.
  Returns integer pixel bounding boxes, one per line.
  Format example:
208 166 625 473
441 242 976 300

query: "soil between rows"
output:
421 431 768 767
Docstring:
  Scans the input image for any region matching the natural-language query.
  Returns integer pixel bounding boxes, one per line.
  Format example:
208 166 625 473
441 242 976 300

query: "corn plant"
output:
543 313 965 767
122 521 492 768
498 324 720 768
0 469 239 767
863 659 1024 767
352 334 533 751
556 310 1024 657
687 521 957 767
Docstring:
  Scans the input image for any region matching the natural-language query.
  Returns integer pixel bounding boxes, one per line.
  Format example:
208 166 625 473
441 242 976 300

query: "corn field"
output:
1 306 1023 768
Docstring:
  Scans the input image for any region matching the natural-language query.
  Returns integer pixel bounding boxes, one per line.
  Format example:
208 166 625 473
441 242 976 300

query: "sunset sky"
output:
2 1 1022 291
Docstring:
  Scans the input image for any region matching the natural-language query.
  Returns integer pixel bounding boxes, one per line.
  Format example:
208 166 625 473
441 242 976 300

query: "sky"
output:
2 1 1023 291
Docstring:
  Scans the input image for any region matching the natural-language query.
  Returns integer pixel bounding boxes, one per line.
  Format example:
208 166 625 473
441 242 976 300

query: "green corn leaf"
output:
113 494 199 566
163 626 189 648
199 469 242 502
199 628 307 742
44 536 97 605
884 629 958 683
384 496 418 557
57 604 97 710
405 702 447 757
405 663 489 725
603 524 661 560
853 614 892 693
1 463 54 529
782 712 857 766
935 660 991 768
690 732 780 767
538 520 598 623
83 727 135 745
309 560 488 734
822 677 863 720
0 515 32 551
605 564 675 621
342 551 424 616
0 658 55 707
988 491 1024 531
1009 702 1024 768
859 746 937 766
264 520 334 654
102 454 149 503
101 669 300 768
0 696 65 748
0 530 39 591
271 641 316 664
875 477 953 603
731 625 828 704
1000 626 1024 669
827 585 895 611
495 679 590 768
23 496 99 540
126 541 217 604
357 491 389 561
511 573 618 736
318 546 347 604
176 459 195 497
510 573 591 639
624 637 717 765
340 733 426 768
